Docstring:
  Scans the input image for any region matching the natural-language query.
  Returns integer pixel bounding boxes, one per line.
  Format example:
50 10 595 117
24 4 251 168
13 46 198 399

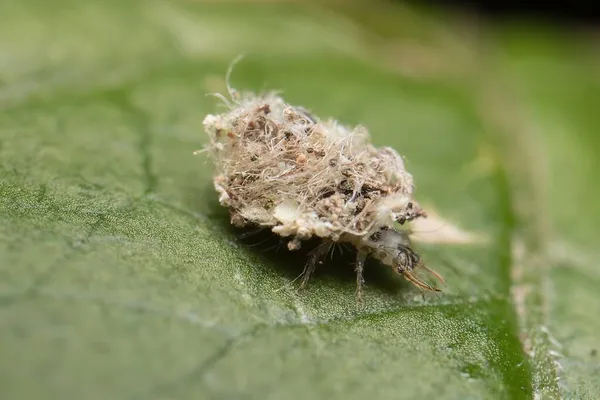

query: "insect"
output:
199 79 444 301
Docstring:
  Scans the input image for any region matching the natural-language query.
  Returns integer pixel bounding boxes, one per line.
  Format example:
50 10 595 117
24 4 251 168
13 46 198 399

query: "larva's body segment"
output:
201 90 443 299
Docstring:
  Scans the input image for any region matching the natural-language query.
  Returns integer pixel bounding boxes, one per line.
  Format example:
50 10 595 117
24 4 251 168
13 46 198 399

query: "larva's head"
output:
368 228 444 292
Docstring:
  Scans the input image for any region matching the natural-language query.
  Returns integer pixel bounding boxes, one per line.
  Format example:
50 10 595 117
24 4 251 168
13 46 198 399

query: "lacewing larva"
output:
198 80 444 300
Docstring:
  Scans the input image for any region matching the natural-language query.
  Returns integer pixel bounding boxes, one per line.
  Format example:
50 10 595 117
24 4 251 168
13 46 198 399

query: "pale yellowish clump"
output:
200 83 444 300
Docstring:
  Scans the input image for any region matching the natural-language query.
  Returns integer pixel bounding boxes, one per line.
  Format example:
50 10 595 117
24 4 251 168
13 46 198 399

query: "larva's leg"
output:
299 241 332 289
355 250 368 302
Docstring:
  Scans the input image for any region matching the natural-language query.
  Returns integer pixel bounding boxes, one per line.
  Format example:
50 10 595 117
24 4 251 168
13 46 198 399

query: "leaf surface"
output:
1 1 598 399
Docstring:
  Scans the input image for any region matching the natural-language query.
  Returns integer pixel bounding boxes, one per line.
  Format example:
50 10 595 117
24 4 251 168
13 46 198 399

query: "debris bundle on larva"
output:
200 87 444 299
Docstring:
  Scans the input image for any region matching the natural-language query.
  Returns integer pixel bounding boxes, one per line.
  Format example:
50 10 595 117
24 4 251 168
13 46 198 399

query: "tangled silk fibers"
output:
201 90 444 299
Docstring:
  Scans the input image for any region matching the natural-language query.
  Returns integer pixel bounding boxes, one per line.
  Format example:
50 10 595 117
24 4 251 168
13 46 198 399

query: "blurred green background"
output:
1 0 599 399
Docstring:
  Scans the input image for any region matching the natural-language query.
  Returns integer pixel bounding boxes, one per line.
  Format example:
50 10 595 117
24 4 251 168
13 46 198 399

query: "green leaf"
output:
1 1 598 399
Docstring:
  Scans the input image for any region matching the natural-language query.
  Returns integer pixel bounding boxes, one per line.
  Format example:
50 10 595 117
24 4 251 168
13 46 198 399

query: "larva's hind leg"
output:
355 250 368 303
299 240 333 289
